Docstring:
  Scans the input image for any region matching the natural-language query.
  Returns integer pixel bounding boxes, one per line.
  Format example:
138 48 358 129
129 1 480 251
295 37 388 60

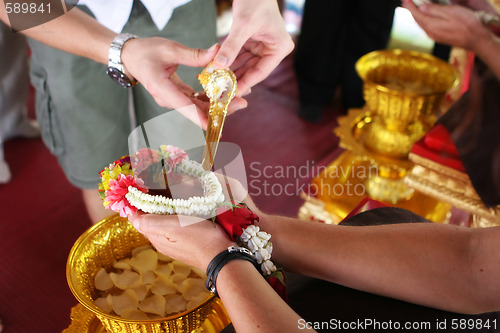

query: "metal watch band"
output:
107 33 138 87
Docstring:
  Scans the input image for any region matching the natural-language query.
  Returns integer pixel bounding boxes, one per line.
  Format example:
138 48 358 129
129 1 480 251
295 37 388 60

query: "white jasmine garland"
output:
125 159 224 218
261 259 277 276
238 224 276 276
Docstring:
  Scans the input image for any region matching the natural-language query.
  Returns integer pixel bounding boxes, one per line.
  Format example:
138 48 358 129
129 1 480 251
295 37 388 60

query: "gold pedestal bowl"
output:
356 49 458 158
67 214 218 333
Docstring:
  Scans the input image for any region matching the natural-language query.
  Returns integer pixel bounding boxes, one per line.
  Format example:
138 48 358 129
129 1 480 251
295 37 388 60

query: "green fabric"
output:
28 0 217 188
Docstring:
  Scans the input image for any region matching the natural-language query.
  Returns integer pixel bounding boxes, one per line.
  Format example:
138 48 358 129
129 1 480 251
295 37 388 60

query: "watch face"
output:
106 67 136 88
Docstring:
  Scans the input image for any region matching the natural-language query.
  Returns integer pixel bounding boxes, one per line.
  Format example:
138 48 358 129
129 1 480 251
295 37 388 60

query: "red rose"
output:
268 273 289 302
131 148 163 175
215 202 259 241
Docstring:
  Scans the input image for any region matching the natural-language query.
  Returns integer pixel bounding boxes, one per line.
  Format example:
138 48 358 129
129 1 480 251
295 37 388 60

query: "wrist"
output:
205 246 260 296
201 240 237 272
472 30 497 56
256 212 273 234
106 33 138 87
120 37 140 80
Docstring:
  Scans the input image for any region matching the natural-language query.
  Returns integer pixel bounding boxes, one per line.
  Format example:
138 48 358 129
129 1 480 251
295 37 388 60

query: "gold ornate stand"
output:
64 299 231 333
406 153 500 228
299 109 452 224
299 50 458 224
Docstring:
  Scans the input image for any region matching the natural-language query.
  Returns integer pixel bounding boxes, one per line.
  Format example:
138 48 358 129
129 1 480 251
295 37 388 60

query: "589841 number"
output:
5 2 51 14
451 318 497 330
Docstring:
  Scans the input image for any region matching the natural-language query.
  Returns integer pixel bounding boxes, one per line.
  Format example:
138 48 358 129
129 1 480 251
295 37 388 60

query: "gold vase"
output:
356 49 458 158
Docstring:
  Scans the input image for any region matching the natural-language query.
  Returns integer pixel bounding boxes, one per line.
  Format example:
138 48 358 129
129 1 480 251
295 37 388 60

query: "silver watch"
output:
106 33 138 88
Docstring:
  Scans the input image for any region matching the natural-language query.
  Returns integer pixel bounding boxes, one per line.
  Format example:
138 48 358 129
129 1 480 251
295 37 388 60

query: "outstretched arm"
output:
403 0 500 79
258 213 500 315
128 213 313 333
0 1 237 128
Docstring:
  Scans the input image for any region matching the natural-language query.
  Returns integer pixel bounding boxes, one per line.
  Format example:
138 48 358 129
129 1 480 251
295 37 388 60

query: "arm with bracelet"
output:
129 213 311 333
130 197 500 321
0 0 219 115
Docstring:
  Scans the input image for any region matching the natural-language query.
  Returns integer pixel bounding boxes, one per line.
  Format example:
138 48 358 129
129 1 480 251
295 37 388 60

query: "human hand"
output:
128 213 236 271
122 38 250 129
127 172 266 271
214 172 264 217
213 0 294 96
120 38 237 129
403 0 493 51
451 0 499 14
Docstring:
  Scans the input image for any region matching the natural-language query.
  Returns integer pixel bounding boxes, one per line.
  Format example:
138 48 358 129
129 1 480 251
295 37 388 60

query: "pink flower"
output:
104 174 148 217
161 145 188 172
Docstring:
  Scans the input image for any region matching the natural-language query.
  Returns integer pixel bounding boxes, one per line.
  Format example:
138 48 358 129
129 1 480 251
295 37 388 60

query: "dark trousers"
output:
294 0 399 109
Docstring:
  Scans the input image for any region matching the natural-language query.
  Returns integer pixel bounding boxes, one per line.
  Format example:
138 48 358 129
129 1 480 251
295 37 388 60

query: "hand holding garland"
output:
128 212 309 333
109 156 500 317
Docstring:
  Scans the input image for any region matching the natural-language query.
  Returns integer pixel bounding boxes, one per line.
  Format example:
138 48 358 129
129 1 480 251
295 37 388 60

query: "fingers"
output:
171 42 220 68
214 172 250 203
129 213 205 235
170 73 194 97
241 87 251 97
230 50 255 72
214 28 250 69
151 77 194 110
227 97 248 114
402 0 448 19
128 213 173 234
235 55 281 96
177 103 208 130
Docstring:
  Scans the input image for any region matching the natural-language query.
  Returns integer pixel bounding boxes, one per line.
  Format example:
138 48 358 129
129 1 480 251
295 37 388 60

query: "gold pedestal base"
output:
64 299 231 333
299 150 452 224
406 153 500 227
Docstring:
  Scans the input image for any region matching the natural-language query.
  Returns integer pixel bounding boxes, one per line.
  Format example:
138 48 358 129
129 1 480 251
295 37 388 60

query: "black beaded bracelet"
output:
205 246 260 297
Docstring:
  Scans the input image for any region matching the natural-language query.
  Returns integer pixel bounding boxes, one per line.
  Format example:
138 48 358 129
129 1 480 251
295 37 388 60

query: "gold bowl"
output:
67 214 217 333
356 49 458 131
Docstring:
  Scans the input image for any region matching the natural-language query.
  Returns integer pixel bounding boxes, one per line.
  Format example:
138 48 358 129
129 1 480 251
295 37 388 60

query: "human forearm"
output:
0 1 115 64
216 259 311 333
471 33 500 80
259 214 499 314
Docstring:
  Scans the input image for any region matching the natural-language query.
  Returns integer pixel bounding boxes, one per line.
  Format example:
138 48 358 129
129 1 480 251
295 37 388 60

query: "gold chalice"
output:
356 49 457 158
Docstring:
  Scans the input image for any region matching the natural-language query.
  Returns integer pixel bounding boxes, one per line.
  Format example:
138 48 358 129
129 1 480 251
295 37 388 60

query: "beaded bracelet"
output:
205 246 260 297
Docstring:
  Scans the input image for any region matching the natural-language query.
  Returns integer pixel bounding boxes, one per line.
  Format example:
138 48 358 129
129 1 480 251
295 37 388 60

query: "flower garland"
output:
98 145 224 218
98 146 287 300
125 159 224 217
214 202 288 301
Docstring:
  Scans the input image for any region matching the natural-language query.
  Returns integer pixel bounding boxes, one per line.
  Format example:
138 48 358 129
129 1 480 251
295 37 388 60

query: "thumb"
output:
214 29 249 69
129 213 173 234
173 43 220 67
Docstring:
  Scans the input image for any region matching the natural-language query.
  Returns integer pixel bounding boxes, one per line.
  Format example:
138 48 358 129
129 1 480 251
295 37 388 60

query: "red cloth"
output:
411 124 466 173
341 197 389 222
423 124 459 157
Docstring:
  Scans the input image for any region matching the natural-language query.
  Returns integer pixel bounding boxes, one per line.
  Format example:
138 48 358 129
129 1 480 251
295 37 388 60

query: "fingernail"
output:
128 216 139 230
234 104 246 112
214 55 228 67
208 43 218 52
